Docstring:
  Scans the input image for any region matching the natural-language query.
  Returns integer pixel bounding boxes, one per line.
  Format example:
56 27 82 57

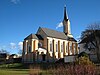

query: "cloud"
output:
10 43 16 49
76 35 81 42
76 35 81 39
18 42 23 50
9 42 23 50
56 22 63 29
11 0 20 4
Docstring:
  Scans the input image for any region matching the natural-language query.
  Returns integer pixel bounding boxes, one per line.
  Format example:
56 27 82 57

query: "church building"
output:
22 6 78 63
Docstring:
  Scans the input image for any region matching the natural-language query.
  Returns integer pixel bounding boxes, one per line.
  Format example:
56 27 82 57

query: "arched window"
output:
74 43 76 54
38 42 42 48
66 44 67 52
70 43 72 53
61 43 63 52
50 41 52 52
28 45 31 53
56 42 58 52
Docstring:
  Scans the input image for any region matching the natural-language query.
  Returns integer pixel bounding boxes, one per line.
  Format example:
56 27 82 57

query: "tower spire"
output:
63 5 71 35
64 5 68 21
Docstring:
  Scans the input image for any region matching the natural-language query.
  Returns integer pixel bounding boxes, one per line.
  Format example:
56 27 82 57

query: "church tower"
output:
63 6 71 35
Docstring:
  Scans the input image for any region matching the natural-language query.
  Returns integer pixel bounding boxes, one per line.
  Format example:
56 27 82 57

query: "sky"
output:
0 0 100 54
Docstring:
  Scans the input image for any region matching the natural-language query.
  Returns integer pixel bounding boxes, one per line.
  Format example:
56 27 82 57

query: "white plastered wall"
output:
47 37 69 59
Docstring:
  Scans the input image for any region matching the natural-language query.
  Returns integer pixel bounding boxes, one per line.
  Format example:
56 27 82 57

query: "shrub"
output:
29 57 96 75
49 56 96 75
29 65 42 75
73 56 96 75
78 52 89 58
77 56 93 65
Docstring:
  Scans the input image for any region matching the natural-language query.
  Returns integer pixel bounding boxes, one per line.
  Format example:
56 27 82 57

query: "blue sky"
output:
0 0 100 54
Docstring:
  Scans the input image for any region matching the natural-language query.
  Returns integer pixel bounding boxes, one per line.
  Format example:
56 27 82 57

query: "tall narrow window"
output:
27 42 28 53
38 42 42 48
50 41 52 52
56 43 58 52
74 43 76 54
70 43 72 53
66 45 67 52
28 45 31 53
61 43 63 52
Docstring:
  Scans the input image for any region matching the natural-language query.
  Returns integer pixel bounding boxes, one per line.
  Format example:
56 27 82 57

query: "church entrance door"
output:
42 54 46 61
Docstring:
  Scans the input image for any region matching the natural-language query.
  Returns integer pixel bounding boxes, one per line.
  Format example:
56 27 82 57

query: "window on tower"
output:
38 42 42 48
28 45 31 53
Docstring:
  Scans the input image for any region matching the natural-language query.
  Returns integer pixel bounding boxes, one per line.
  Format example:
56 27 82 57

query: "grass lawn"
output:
0 69 29 75
0 63 29 75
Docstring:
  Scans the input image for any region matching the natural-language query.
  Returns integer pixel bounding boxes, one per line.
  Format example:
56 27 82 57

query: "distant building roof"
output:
79 37 88 44
67 37 77 42
79 30 100 44
0 53 7 58
10 54 17 57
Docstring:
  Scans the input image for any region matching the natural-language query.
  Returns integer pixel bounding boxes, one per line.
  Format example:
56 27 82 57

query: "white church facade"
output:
22 6 79 63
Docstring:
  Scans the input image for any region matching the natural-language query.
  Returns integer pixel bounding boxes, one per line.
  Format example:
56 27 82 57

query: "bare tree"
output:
80 23 100 62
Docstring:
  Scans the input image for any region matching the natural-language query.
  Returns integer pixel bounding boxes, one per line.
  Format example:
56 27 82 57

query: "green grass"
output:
0 63 28 69
0 69 29 75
